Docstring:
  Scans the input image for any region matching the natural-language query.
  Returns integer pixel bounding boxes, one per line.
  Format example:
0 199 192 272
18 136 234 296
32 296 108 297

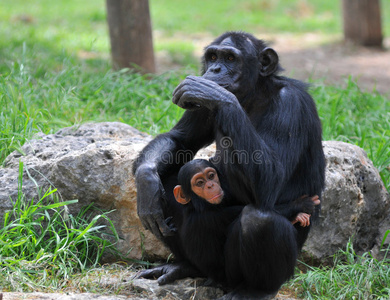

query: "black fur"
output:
175 159 299 292
176 160 243 283
134 31 325 297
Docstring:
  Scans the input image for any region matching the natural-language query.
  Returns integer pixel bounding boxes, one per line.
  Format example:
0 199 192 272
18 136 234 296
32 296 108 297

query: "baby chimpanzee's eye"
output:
196 180 205 187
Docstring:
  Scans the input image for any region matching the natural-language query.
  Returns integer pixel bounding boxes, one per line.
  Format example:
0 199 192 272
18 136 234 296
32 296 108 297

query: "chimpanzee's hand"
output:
294 195 320 215
134 164 176 240
172 76 238 110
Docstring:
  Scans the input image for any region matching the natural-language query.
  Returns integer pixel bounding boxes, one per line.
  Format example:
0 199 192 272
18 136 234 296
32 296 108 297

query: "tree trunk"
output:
342 0 383 47
106 0 156 73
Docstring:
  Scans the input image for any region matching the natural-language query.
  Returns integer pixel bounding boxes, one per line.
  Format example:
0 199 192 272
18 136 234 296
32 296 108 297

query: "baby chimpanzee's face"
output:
190 167 224 204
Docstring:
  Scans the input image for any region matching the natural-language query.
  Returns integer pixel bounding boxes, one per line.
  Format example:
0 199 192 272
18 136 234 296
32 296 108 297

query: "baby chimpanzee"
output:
173 159 243 283
173 159 318 286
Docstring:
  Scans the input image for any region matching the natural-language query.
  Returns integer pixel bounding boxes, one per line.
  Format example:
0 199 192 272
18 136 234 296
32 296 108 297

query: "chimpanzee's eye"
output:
196 180 204 187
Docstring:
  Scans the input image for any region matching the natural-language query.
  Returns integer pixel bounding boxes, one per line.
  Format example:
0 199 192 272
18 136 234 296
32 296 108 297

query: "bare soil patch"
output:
274 34 390 94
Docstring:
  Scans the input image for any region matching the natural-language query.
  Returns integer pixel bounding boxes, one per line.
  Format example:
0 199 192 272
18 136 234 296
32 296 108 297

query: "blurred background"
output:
1 0 389 82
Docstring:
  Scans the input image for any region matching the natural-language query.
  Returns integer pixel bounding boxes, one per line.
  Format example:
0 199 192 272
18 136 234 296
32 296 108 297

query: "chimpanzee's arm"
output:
274 195 321 221
173 76 318 210
173 77 281 207
132 108 214 239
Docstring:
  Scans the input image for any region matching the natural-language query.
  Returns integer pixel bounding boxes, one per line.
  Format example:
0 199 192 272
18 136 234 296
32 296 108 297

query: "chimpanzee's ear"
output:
259 47 279 77
173 185 190 205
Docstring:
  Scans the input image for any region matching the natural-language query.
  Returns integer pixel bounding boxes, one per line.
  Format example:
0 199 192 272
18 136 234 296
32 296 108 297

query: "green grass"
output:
151 0 341 34
312 79 390 191
150 0 390 36
291 238 390 299
1 0 389 72
0 0 390 297
2 0 390 38
0 162 119 292
0 57 186 163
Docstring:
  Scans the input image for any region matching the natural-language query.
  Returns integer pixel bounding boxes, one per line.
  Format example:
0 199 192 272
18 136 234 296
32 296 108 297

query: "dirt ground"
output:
274 34 390 95
157 32 390 95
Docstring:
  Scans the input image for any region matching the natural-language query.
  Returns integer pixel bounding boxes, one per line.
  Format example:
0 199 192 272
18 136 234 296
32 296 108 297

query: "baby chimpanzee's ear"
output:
173 185 190 205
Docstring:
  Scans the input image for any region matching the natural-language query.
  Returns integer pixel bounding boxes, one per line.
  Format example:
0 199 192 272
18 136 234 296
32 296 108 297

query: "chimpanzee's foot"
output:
137 261 202 285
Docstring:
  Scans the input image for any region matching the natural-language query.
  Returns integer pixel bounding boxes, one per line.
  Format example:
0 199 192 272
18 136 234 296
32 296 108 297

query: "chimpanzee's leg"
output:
222 205 298 299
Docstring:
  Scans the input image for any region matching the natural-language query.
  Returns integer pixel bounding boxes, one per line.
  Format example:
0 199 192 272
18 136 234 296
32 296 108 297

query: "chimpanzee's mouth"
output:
208 192 224 204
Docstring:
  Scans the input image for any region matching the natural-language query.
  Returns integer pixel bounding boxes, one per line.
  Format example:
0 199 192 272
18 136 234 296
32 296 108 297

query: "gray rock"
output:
0 122 389 265
0 122 169 261
303 141 390 263
131 277 224 299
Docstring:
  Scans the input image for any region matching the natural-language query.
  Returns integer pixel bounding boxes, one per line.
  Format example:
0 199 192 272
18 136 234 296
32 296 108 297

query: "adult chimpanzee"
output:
133 31 325 298
170 159 319 290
